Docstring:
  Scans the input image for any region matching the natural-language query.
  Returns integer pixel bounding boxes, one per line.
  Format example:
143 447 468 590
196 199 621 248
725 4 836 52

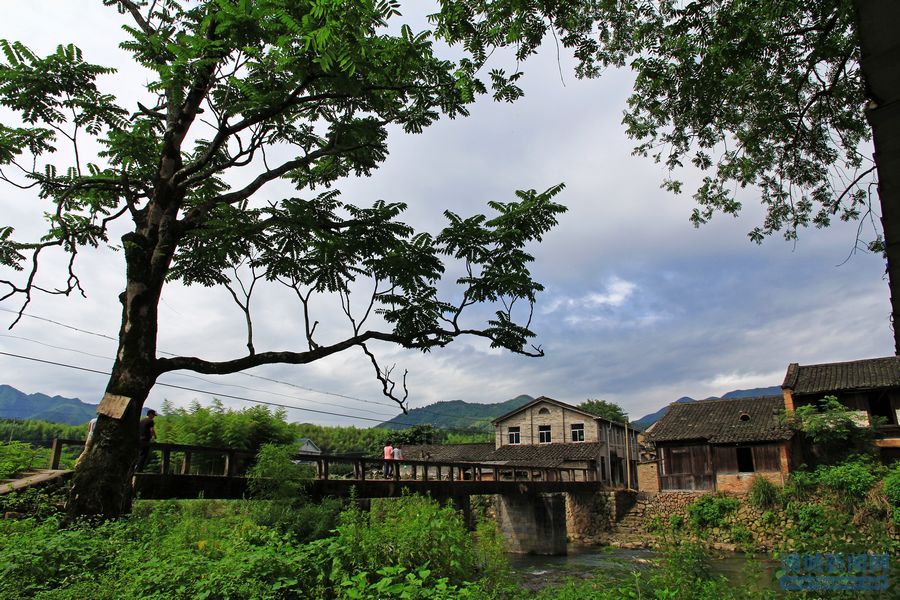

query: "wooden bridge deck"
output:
1 469 73 495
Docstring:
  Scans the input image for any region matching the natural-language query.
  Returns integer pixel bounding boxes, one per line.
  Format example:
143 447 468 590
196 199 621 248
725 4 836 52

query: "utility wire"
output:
0 350 495 435
0 334 395 419
0 308 501 424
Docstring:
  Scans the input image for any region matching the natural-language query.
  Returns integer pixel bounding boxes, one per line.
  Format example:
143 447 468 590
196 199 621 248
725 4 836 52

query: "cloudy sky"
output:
0 2 893 427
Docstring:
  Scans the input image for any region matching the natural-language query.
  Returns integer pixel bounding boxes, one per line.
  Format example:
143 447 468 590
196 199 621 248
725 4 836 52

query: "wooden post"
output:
393 461 400 482
49 438 63 470
360 459 366 481
411 464 417 480
181 451 192 475
223 451 234 477
493 467 499 481
161 447 171 474
423 463 429 481
323 458 330 480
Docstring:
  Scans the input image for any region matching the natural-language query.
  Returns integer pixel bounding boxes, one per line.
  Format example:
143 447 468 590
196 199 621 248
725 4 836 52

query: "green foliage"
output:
247 443 340 543
387 424 440 446
730 525 753 546
586 1 871 248
784 396 878 461
687 494 740 530
885 464 900 527
0 494 514 599
780 469 817 502
760 510 776 527
576 399 628 423
157 400 296 452
814 454 883 504
0 441 46 479
668 514 685 531
0 418 87 447
786 502 828 536
747 475 779 509
338 565 487 599
292 422 389 456
444 431 493 444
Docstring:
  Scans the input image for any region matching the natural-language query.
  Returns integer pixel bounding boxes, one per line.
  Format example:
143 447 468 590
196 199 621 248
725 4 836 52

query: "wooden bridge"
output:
21 438 603 501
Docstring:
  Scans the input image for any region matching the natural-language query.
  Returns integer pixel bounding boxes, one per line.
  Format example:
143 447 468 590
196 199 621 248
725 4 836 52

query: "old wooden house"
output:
782 355 900 462
648 396 793 493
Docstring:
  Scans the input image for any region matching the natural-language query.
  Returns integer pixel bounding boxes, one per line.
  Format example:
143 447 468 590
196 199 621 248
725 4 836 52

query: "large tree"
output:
577 398 628 423
0 0 602 517
582 0 900 353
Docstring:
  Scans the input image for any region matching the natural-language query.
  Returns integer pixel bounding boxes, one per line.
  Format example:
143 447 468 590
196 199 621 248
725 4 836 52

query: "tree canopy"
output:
0 0 607 517
577 398 628 423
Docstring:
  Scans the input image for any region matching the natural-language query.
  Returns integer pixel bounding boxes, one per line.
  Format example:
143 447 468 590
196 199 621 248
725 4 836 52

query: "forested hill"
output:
378 395 535 431
0 384 97 425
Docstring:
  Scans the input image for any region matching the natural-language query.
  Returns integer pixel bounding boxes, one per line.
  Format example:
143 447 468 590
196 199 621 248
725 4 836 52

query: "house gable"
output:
493 397 600 448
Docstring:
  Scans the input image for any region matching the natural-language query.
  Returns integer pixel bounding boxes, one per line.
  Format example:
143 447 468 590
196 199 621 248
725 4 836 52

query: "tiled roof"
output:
487 442 606 467
400 441 605 468
782 356 900 395
402 443 495 462
647 396 793 444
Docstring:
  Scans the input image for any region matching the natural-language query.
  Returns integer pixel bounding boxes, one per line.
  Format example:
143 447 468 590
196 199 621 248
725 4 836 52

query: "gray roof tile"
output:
782 356 900 395
647 396 792 444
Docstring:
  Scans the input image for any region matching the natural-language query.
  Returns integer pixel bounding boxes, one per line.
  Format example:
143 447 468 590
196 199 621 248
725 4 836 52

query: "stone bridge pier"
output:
495 492 567 555
495 489 636 554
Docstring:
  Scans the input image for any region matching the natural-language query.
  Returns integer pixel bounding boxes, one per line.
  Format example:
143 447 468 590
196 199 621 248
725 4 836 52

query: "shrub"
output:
730 525 753 546
787 502 827 535
687 494 740 529
780 469 816 502
747 474 779 509
815 455 883 503
0 441 45 479
884 464 900 507
668 514 685 531
760 510 776 527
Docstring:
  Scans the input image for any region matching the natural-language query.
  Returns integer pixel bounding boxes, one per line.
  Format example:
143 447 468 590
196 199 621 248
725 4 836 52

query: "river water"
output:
507 545 781 593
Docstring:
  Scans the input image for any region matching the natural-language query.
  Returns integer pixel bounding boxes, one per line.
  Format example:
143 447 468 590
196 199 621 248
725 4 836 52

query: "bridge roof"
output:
487 442 604 467
402 443 495 462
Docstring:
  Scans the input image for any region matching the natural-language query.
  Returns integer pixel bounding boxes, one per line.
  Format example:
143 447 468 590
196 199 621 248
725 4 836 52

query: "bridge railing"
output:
50 439 598 483
309 454 597 483
50 438 256 477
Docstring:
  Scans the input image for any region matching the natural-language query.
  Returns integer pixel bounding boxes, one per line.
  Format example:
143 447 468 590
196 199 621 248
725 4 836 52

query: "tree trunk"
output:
67 187 182 518
855 0 900 354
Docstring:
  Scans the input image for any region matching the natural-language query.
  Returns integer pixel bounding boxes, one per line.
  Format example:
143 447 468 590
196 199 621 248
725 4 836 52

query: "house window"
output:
571 423 585 442
538 425 551 443
736 447 755 472
538 407 550 415
508 427 520 444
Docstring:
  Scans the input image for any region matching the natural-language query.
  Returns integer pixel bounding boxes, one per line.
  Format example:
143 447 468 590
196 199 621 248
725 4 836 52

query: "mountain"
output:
378 394 535 431
631 386 782 431
0 384 98 425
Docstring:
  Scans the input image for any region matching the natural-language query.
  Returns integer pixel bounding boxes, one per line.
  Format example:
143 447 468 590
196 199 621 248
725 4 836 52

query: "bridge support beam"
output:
495 493 567 555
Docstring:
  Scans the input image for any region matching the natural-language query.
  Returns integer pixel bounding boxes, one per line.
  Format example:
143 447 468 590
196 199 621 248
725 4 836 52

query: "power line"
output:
1 309 499 424
0 350 493 435
0 334 395 419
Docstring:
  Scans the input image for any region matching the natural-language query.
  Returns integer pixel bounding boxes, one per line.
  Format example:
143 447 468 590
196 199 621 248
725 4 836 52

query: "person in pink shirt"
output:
383 442 394 478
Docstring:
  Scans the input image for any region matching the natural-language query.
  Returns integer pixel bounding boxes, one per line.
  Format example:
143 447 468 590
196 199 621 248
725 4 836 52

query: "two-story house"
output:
490 396 639 488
